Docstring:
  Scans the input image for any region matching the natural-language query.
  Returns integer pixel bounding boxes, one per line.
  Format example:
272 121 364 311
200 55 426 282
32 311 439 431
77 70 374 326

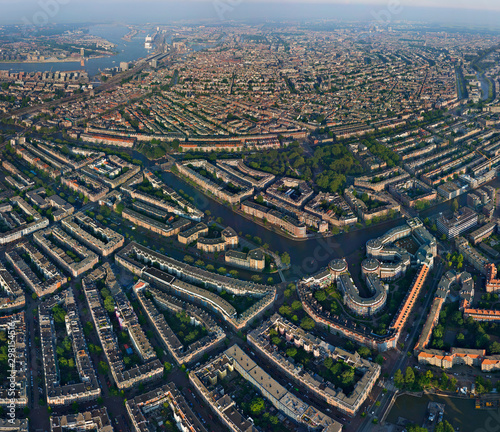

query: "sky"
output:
1 0 500 26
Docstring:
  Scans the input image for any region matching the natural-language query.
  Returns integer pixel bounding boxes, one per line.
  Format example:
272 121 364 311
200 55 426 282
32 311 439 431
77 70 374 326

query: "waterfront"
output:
387 393 480 431
160 171 404 280
0 24 150 77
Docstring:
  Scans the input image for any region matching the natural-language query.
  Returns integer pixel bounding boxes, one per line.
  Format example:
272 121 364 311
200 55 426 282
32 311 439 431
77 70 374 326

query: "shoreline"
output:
168 165 401 244
0 54 117 66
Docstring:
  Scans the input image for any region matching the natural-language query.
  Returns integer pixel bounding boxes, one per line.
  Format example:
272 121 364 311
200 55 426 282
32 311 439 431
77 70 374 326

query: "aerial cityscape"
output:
2 1 500 431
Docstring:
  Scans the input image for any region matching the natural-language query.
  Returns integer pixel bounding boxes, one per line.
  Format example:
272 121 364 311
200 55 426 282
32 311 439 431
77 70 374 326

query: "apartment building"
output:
437 207 478 238
225 249 265 271
134 282 225 365
61 213 124 257
33 227 99 277
122 207 190 238
82 266 163 390
126 383 207 432
6 242 67 298
40 289 101 406
249 315 380 417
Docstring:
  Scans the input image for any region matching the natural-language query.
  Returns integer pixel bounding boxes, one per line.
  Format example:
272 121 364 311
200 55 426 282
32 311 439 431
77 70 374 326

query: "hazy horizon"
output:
2 1 500 28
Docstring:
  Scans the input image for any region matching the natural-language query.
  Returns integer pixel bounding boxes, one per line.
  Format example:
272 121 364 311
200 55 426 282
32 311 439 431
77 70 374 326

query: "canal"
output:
387 393 482 431
159 171 404 280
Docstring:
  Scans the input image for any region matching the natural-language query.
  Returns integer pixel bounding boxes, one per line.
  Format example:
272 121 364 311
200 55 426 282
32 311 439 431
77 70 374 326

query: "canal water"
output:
387 393 482 431
159 171 404 280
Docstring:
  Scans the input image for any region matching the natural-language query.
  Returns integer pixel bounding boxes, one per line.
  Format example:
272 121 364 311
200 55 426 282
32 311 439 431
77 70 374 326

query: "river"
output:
0 24 150 77
387 393 482 431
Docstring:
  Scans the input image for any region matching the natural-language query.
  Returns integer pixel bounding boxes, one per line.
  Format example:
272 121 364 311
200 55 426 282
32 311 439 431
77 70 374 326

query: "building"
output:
126 383 207 432
134 281 225 366
249 315 380 417
455 237 489 275
50 408 113 432
437 207 478 239
33 227 99 277
6 242 67 298
469 221 497 245
178 223 208 244
40 289 101 406
437 181 464 200
61 213 124 256
122 207 190 238
190 344 342 432
241 200 307 238
82 265 163 389
225 249 265 271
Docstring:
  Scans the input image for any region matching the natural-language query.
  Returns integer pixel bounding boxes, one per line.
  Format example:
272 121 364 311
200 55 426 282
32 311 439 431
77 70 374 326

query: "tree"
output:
98 361 109 374
394 369 405 388
281 252 291 266
279 305 292 317
435 420 455 432
357 346 371 358
164 362 172 375
491 341 500 354
104 297 115 314
217 267 227 275
407 425 428 432
250 398 265 415
286 347 297 358
451 198 459 212
404 367 415 387
300 317 315 330
291 300 302 311
314 290 327 302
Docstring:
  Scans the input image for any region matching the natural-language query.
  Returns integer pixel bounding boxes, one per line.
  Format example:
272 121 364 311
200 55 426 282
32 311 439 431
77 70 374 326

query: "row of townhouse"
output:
115 243 275 330
50 408 113 432
304 192 358 228
122 207 190 238
354 168 410 192
176 161 254 206
259 193 328 232
0 313 28 407
248 315 380 417
106 267 156 362
61 213 124 257
216 160 275 189
6 242 67 298
0 262 25 312
82 266 163 390
191 344 342 432
126 382 207 432
40 290 101 406
33 227 99 277
134 282 225 365
61 172 109 202
240 200 307 238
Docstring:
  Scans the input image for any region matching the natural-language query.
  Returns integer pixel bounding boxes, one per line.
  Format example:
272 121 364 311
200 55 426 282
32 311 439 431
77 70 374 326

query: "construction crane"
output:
475 149 492 170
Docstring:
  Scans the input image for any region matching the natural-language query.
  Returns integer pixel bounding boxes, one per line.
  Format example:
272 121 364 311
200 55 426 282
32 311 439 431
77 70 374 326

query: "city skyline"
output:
2 1 500 25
